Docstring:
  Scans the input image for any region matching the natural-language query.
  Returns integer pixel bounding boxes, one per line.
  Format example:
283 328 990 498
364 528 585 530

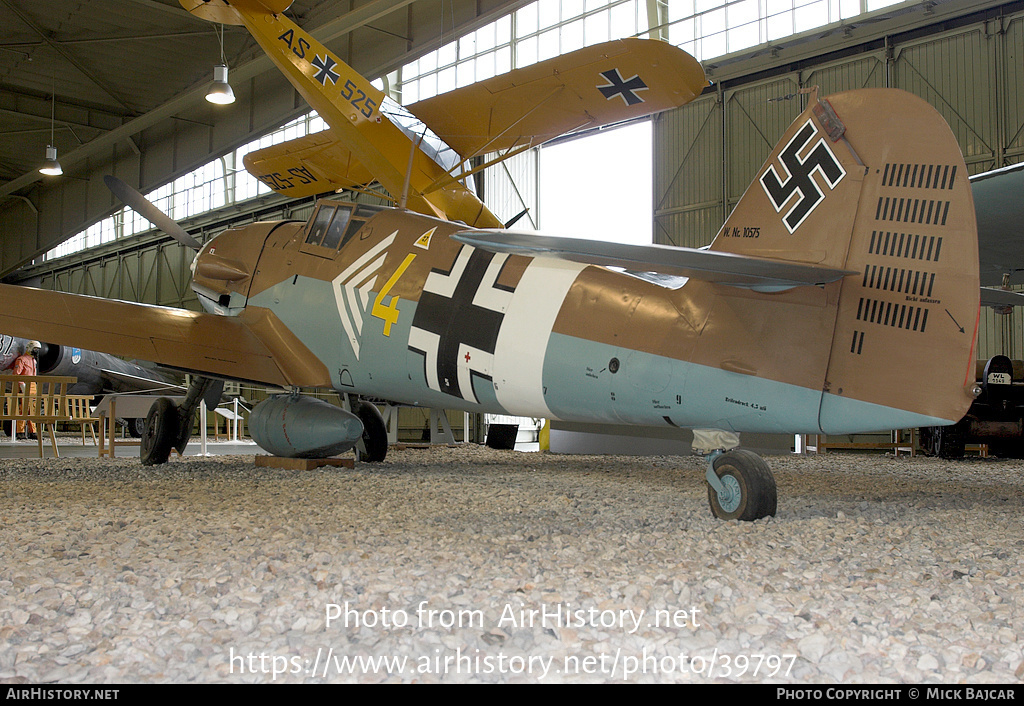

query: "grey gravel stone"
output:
1 446 1022 683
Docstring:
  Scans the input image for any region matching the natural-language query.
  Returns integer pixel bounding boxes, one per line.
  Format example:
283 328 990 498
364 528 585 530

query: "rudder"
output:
816 89 978 432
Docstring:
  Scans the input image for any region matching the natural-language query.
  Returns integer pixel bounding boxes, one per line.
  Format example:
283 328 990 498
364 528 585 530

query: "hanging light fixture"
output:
206 24 235 105
39 145 62 176
39 76 62 176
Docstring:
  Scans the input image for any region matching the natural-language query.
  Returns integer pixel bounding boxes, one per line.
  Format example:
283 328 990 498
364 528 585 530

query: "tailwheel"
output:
706 449 777 521
353 399 388 462
140 397 180 466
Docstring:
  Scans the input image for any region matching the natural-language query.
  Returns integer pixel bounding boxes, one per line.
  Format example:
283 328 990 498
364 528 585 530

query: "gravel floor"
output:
1 445 1022 684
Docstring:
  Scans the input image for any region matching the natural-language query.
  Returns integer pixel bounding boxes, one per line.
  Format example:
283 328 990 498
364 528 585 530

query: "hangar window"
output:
399 0 916 104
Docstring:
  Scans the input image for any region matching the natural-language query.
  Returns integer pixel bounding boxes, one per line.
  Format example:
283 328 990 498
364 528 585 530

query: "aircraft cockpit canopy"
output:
304 201 387 253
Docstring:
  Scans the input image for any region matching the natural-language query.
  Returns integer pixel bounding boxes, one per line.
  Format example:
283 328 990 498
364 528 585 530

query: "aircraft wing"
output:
452 230 858 291
0 284 330 388
241 132 376 198
980 286 1024 309
408 38 708 160
972 162 1024 287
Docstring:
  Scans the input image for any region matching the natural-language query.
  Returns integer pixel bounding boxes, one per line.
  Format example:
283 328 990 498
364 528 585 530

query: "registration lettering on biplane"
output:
760 119 846 233
276 29 310 60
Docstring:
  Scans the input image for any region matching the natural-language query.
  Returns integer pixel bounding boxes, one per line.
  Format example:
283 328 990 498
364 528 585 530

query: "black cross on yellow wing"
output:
311 54 340 86
597 68 648 106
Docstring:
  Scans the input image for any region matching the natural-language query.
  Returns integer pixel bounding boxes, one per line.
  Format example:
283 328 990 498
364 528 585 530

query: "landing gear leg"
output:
918 422 966 459
705 449 777 521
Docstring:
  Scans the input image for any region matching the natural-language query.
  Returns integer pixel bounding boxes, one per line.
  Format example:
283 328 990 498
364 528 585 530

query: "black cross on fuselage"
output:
410 248 511 401
311 54 339 86
597 68 648 106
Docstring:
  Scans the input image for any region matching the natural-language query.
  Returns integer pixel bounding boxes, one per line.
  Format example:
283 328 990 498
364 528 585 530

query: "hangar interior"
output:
1 0 1022 453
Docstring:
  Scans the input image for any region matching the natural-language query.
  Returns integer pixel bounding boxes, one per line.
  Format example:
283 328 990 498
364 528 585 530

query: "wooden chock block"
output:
254 455 355 470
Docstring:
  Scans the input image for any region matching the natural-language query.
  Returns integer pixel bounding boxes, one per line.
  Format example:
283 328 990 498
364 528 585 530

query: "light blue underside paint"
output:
541 333 954 434
818 394 953 434
250 276 506 412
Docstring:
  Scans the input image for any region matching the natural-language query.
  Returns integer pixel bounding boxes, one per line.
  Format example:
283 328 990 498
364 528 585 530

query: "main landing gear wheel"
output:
706 449 777 521
919 422 966 459
140 397 180 466
126 417 146 438
353 400 388 462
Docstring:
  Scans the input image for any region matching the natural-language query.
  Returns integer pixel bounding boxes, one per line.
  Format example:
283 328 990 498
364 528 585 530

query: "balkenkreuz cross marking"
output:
597 68 648 107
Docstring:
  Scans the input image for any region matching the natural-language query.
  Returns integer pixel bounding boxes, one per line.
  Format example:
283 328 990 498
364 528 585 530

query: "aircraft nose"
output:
195 252 250 281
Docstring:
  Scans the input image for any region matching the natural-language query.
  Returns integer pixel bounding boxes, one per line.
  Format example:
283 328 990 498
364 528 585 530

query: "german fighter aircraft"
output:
0 0 981 521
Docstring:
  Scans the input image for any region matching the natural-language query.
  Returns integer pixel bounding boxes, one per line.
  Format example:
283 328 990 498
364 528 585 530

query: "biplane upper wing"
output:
232 36 708 201
242 131 375 199
0 284 330 388
453 230 858 291
408 38 709 160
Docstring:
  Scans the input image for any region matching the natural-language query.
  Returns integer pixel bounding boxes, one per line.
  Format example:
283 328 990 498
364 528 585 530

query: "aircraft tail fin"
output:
713 88 978 431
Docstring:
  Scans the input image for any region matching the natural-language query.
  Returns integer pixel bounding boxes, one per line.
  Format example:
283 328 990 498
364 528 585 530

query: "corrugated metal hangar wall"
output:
654 3 1024 362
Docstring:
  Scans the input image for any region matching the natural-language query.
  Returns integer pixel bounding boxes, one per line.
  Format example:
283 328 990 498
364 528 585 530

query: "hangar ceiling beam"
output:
0 0 135 114
0 0 417 202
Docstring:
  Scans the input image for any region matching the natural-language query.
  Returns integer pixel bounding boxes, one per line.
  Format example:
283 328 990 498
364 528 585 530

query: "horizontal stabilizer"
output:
971 162 1024 287
452 230 857 291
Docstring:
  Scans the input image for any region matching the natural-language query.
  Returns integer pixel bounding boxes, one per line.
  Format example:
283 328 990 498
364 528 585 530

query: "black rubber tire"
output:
706 449 777 521
126 417 146 438
353 400 388 462
140 397 179 466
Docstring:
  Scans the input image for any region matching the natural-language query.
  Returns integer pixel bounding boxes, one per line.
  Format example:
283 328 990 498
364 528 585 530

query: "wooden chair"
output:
0 375 77 458
64 395 100 446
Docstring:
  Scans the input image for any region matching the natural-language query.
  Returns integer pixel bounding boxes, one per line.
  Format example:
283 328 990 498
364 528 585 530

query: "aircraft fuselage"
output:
191 201 954 436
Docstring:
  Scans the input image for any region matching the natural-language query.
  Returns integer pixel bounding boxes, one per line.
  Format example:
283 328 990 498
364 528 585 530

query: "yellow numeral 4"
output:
372 253 417 336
